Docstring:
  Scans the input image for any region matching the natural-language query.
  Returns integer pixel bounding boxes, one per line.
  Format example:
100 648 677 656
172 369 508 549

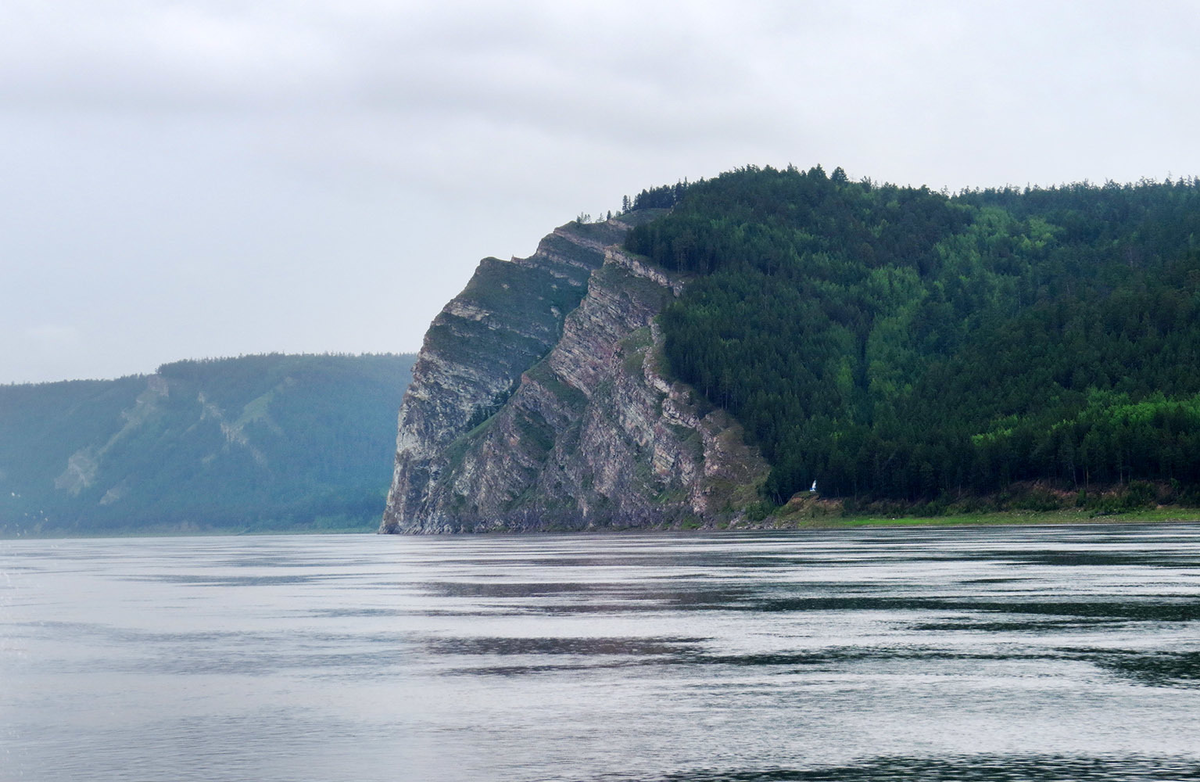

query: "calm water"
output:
3 525 1200 781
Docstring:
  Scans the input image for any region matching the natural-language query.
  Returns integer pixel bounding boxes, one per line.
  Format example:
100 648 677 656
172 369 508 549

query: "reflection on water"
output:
659 755 1200 782
2 524 1200 781
1094 649 1200 688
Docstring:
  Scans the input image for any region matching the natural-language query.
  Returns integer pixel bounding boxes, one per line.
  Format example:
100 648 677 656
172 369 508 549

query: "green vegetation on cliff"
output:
627 165 1200 506
0 353 414 534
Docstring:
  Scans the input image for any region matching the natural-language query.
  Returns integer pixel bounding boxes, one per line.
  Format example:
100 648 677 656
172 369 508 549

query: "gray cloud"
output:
2 0 1199 383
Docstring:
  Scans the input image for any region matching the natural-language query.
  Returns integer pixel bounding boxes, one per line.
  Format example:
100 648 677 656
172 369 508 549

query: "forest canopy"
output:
625 165 1200 504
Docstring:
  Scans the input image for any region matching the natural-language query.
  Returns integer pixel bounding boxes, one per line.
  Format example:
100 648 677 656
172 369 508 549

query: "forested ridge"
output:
0 353 415 534
625 165 1200 507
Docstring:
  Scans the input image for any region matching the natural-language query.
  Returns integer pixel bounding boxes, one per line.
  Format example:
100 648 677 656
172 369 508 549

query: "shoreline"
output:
741 507 1200 531
5 508 1200 541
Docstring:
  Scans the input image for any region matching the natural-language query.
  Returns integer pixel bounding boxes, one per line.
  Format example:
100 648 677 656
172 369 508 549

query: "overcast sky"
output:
2 0 1198 384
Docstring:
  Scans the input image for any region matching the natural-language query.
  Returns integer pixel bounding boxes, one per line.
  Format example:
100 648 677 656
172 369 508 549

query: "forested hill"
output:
0 353 415 535
626 166 1200 507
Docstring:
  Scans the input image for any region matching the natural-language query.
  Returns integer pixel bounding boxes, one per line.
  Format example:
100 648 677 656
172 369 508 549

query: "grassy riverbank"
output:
757 506 1200 530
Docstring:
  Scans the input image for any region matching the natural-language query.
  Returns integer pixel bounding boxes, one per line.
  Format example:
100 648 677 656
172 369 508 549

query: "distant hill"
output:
0 353 415 535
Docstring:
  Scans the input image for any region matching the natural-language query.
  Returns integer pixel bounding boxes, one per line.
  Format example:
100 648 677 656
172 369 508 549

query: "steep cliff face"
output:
381 216 767 533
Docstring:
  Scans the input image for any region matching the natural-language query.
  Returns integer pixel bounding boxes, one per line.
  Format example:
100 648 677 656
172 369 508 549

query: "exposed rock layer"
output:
381 216 767 533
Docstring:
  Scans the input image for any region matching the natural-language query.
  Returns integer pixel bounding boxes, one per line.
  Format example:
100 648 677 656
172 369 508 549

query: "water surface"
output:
3 525 1200 781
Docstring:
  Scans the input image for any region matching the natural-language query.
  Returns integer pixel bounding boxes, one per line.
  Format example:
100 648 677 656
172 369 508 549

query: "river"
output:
2 524 1200 781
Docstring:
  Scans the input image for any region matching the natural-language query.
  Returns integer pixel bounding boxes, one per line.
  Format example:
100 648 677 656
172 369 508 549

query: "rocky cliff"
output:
381 215 767 533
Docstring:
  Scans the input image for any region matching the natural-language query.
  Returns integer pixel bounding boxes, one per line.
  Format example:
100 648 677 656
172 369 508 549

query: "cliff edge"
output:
380 214 767 533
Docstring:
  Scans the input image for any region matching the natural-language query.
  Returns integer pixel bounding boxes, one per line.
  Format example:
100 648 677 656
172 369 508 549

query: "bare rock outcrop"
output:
381 215 767 534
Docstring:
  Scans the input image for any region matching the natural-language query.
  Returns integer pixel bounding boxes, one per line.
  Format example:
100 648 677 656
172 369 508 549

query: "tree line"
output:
625 165 1200 504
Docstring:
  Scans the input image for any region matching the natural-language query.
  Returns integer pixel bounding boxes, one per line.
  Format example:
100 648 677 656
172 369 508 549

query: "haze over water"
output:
3 525 1200 781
